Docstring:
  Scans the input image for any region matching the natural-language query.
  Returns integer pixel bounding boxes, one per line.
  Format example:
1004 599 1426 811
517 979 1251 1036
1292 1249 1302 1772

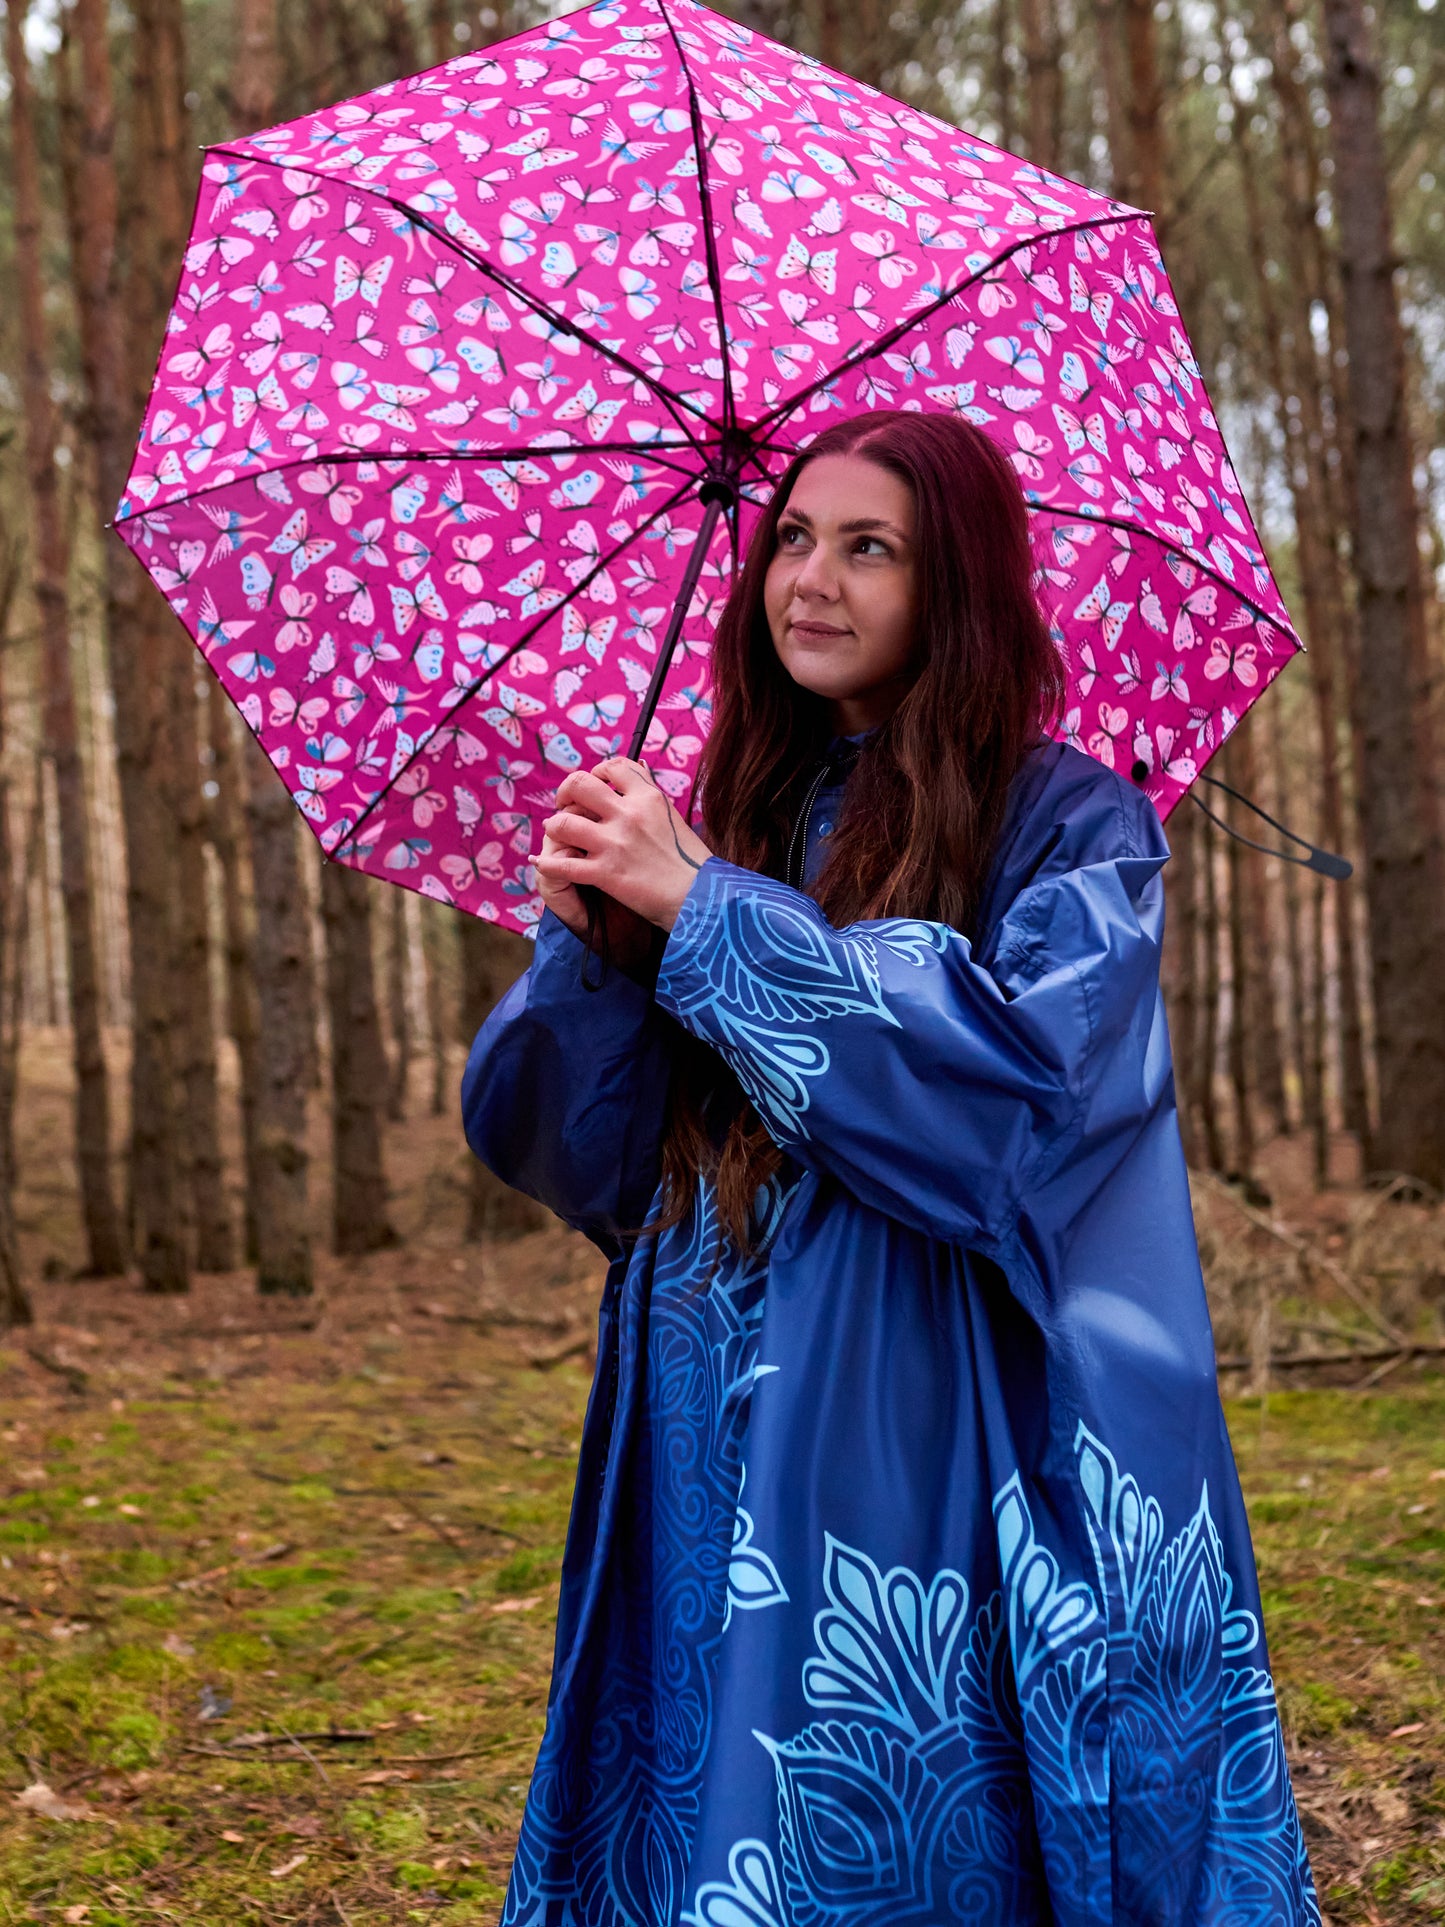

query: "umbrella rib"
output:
118 438 706 522
334 468 703 855
205 145 724 457
1030 501 1301 647
656 0 735 444
748 209 1151 437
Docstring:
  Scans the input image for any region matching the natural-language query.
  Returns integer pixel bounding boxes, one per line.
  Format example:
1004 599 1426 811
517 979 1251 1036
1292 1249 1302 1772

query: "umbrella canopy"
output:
116 0 1299 932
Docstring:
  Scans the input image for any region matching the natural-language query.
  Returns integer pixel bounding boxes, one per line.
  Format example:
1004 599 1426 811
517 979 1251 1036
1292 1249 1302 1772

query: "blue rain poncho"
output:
463 738 1319 1927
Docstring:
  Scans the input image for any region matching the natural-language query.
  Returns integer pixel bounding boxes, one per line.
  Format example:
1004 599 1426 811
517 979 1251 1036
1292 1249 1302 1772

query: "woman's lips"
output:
789 620 850 639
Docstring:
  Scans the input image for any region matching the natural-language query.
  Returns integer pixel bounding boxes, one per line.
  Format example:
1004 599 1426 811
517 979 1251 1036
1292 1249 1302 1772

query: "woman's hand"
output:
536 758 713 935
534 798 656 971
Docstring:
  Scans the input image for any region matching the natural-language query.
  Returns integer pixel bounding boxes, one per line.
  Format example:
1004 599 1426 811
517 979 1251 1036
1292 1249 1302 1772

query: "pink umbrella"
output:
116 0 1300 933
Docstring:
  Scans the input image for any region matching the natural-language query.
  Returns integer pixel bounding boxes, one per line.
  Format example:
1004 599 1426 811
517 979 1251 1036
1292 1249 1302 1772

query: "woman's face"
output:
764 453 921 736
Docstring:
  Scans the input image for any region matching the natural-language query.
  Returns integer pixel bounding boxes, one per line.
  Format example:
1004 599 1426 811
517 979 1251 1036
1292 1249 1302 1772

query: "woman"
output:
463 411 1319 1926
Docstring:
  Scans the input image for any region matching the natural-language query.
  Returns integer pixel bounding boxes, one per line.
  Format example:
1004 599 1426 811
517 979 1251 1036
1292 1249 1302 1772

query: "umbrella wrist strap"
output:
1187 774 1352 880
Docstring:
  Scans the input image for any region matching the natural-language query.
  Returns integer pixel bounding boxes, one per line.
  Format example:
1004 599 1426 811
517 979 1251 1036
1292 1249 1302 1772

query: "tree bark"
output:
386 892 412 1123
1198 814 1226 1172
232 0 316 1292
1319 0 1445 1190
1122 0 1167 232
7 0 127 1279
0 549 34 1330
246 765 314 1294
170 672 232 1270
57 0 190 1291
379 0 419 75
321 864 396 1256
1164 804 1200 1166
1230 722 1291 1139
1092 0 1134 205
427 0 453 66
1016 0 1062 171
1249 16 1375 1161
421 903 451 1118
457 917 545 1240
1224 771 1256 1178
207 699 263 1263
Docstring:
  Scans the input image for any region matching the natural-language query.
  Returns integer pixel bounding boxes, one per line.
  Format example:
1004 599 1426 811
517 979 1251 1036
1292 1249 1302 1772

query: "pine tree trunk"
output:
386 892 412 1123
1164 805 1200 1166
1320 0 1445 1190
7 0 127 1280
321 865 396 1256
1092 0 1134 205
230 0 316 1293
208 698 263 1263
170 670 232 1269
427 0 452 65
1269 702 1318 1154
1309 871 1329 1185
1224 777 1255 1178
1016 0 1061 170
458 917 545 1240
0 553 34 1330
1122 0 1167 233
246 763 314 1295
1231 722 1290 1138
58 0 189 1292
379 0 419 74
1236 99 1374 1164
421 904 451 1118
1198 815 1226 1172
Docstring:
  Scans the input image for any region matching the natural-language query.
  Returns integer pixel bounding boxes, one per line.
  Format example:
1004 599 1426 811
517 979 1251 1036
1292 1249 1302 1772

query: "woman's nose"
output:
794 541 839 599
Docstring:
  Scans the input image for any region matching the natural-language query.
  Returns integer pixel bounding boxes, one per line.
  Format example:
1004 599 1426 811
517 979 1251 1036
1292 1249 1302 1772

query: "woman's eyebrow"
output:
838 516 909 540
777 509 909 541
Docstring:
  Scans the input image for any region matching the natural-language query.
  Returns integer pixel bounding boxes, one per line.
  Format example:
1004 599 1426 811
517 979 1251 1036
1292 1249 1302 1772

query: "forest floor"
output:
1 1032 1444 1923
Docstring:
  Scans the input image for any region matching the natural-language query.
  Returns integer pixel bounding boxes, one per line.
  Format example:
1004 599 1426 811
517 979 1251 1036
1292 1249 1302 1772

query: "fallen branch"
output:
187 1729 376 1751
25 1345 88 1393
1197 1173 1410 1347
1217 1341 1445 1374
528 1332 592 1370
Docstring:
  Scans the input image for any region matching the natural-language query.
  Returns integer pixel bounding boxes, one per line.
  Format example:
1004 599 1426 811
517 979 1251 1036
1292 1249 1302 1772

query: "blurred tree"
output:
457 918 545 1240
0 545 33 1331
386 892 412 1123
207 698 263 1262
234 0 317 1294
59 0 188 1291
321 863 396 1255
1320 0 1445 1190
6 0 126 1279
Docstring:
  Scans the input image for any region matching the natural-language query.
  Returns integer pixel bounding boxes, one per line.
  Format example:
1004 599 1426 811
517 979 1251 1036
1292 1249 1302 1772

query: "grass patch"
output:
2 1206 1443 1920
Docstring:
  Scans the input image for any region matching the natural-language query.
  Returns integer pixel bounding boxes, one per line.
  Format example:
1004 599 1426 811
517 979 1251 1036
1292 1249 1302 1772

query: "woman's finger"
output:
535 848 595 880
555 769 624 817
588 756 652 795
544 811 604 852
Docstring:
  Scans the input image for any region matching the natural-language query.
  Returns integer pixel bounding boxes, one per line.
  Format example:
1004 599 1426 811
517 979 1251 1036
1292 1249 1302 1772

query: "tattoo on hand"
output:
669 817 702 872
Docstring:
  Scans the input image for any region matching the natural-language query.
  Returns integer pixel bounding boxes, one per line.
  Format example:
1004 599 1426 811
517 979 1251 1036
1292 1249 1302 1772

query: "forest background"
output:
0 0 1443 1917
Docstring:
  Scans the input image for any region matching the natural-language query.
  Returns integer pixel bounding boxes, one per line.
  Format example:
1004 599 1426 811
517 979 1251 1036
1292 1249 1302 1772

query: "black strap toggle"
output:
1181 771 1352 879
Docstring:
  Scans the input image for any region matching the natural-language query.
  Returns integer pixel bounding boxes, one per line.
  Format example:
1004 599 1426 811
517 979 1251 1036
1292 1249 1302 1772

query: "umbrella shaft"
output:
627 493 725 763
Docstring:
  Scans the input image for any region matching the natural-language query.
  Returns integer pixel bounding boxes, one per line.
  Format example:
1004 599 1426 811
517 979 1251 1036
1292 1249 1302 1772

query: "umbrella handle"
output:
626 490 728 763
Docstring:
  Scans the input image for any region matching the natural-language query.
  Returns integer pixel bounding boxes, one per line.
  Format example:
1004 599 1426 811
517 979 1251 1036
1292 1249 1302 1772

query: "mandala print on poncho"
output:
501 1174 795 1927
684 1425 1321 1927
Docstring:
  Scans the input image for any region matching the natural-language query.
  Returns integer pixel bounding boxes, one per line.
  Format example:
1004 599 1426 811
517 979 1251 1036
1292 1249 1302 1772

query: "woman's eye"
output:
855 537 890 557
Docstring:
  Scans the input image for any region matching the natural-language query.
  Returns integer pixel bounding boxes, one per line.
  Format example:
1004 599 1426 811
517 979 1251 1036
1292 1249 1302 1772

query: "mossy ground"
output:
2 1037 1443 1922
0 1230 602 1925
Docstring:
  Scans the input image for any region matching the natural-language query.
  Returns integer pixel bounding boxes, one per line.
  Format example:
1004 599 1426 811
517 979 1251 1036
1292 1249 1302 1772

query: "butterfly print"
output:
114 0 1298 935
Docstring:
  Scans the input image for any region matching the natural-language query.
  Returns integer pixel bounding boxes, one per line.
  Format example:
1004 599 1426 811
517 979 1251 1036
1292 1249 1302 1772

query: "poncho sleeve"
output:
460 910 671 1256
653 785 1169 1254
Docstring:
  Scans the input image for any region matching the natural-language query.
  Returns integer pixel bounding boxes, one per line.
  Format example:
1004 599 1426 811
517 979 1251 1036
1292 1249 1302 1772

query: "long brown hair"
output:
647 410 1065 1257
